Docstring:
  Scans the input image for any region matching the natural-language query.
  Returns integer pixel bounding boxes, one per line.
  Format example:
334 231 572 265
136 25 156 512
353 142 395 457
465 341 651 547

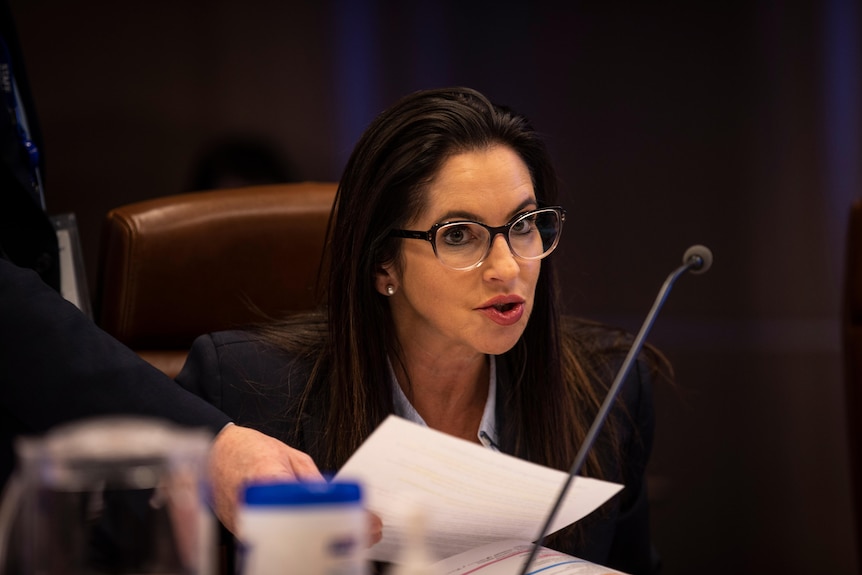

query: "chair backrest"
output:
97 182 337 377
845 198 862 568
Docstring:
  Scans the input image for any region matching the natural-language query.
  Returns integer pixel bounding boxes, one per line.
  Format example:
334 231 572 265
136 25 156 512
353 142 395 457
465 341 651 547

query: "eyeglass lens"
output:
434 209 562 269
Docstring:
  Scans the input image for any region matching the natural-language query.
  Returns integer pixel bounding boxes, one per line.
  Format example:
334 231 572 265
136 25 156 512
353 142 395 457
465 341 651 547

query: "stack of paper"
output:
334 415 623 566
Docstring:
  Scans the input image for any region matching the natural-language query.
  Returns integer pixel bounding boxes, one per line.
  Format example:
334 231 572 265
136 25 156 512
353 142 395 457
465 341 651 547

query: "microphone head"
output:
682 244 713 274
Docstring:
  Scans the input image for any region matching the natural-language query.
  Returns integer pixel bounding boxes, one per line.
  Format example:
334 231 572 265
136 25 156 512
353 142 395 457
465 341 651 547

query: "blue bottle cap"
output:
243 481 362 507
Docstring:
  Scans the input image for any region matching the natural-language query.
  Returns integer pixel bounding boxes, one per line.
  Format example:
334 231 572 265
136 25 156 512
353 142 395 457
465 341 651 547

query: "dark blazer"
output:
0 257 232 488
176 325 659 575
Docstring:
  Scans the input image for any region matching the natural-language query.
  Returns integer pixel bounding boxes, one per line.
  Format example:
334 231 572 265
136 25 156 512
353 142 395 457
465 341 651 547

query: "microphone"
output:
517 244 713 575
682 244 713 275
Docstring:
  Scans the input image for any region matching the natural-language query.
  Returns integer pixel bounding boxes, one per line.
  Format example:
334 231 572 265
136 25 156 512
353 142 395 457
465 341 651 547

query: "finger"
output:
367 511 383 546
285 449 326 481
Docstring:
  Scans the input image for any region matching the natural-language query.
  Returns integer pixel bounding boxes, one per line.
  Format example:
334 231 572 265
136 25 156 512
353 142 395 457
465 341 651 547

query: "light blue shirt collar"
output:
389 356 499 451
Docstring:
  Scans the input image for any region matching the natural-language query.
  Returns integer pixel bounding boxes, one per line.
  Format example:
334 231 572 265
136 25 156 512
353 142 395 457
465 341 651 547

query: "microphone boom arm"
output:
517 249 708 575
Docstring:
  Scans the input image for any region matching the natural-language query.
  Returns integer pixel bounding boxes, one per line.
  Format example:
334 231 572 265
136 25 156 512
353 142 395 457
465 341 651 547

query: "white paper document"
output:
334 415 623 563
433 539 627 575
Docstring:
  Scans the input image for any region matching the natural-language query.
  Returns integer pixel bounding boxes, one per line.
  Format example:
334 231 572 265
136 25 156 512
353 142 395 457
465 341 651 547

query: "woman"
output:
177 87 665 575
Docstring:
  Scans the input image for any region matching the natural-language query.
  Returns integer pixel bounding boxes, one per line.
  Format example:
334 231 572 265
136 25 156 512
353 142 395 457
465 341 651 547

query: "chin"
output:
481 333 526 356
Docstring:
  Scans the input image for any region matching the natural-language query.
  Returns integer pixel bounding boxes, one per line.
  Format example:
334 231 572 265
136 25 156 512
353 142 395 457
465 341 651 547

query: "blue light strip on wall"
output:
825 0 860 284
332 0 381 174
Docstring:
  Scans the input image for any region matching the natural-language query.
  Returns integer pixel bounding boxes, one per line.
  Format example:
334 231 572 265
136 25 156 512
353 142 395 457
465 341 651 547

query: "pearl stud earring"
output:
385 285 396 296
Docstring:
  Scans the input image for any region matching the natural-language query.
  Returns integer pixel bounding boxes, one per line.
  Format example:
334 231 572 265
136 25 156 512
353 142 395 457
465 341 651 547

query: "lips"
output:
477 295 526 326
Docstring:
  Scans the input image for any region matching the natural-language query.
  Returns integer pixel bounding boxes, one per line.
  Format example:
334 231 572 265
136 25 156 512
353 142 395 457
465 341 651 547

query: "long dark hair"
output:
265 87 633 479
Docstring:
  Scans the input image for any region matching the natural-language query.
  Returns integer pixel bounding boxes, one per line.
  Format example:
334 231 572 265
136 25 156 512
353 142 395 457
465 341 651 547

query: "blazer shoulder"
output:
177 330 312 428
561 316 659 455
178 329 318 444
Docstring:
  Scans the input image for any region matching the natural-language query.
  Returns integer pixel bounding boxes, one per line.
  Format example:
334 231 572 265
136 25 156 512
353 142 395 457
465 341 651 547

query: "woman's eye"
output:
511 216 535 235
441 225 474 246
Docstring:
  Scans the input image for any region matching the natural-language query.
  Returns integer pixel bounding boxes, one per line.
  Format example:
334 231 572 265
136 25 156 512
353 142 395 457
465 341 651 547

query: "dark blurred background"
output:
9 1 859 573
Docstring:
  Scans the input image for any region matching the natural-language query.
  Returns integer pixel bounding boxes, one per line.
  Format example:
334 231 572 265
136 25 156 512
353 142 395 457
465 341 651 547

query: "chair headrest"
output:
97 182 337 348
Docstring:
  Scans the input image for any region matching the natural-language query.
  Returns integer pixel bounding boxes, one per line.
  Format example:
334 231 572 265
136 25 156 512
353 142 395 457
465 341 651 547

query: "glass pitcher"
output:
0 416 215 575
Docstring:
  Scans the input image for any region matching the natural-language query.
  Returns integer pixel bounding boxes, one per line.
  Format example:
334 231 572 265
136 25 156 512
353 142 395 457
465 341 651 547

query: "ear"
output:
374 262 398 296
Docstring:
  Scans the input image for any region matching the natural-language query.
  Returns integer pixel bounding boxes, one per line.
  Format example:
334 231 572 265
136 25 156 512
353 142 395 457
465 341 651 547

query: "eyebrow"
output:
435 197 538 224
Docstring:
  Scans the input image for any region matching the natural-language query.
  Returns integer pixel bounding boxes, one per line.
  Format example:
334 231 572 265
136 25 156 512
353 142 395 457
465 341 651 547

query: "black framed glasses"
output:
389 207 566 271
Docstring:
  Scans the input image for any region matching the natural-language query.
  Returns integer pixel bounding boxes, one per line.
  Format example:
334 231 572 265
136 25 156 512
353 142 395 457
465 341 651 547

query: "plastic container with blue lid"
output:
243 481 362 507
238 480 367 575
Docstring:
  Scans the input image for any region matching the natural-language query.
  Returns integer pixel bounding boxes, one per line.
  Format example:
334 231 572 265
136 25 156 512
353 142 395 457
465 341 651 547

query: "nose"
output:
482 233 520 281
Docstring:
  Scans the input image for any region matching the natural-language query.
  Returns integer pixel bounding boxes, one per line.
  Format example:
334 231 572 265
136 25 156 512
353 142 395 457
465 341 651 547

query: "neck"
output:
392 352 489 443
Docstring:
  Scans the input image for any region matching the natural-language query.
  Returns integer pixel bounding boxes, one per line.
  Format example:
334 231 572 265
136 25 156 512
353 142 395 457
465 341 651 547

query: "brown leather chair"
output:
845 198 862 571
97 182 337 378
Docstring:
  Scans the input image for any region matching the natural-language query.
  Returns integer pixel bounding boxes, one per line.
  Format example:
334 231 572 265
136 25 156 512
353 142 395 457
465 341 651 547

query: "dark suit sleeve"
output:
0 257 231 438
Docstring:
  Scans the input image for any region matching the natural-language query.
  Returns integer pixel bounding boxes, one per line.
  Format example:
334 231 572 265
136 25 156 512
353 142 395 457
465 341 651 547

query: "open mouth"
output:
479 300 525 326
